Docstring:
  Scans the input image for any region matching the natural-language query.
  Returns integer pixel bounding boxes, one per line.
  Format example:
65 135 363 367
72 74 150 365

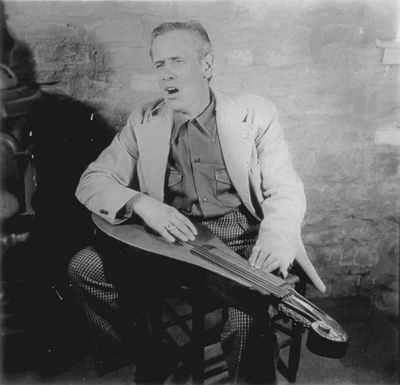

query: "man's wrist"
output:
120 194 146 219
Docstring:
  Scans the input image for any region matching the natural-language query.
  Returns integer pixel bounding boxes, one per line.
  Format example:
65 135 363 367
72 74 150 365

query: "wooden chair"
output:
150 270 307 384
151 286 228 383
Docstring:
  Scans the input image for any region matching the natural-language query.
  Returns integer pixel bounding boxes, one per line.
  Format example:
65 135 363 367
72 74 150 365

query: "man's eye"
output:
155 63 164 69
174 59 184 64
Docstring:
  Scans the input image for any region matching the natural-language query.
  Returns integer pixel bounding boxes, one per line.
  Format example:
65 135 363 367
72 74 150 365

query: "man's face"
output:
151 30 213 118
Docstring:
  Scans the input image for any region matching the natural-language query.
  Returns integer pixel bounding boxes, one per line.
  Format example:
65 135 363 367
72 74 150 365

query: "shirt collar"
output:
171 90 216 143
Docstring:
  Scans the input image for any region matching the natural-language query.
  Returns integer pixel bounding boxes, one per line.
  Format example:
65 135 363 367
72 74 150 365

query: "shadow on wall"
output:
27 93 113 274
1 2 114 375
2 21 114 283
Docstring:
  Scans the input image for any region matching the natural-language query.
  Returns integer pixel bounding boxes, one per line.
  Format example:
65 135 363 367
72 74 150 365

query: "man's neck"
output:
182 88 211 120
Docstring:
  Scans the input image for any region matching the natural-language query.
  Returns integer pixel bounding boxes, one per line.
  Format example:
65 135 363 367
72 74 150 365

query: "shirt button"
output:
241 131 249 138
194 158 201 163
202 197 207 202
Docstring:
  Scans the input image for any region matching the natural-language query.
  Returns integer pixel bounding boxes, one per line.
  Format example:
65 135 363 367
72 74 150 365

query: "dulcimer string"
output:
176 238 293 300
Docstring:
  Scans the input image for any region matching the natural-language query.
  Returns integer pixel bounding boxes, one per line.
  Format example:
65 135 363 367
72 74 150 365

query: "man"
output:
70 20 324 384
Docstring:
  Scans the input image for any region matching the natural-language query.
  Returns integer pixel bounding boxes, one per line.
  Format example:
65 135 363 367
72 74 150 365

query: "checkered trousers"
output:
68 206 279 382
69 246 135 375
201 207 279 385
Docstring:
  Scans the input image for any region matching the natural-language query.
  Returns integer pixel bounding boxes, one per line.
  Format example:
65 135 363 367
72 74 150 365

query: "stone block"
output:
342 265 371 276
298 116 373 152
373 289 399 316
375 129 400 147
303 210 324 225
353 245 379 267
345 219 375 243
4 0 95 18
338 244 358 267
306 244 344 272
303 229 347 246
304 151 374 183
305 184 344 207
370 274 399 316
224 49 253 67
115 0 179 20
376 182 400 202
373 149 400 179
130 72 159 93
87 19 143 44
343 184 374 203
105 47 152 74
331 274 361 297
17 22 80 39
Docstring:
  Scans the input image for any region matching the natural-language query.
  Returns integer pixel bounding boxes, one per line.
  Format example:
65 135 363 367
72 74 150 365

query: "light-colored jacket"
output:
76 89 325 292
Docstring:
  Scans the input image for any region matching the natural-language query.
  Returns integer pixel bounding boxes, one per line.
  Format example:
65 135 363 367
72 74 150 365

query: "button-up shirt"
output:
164 92 241 219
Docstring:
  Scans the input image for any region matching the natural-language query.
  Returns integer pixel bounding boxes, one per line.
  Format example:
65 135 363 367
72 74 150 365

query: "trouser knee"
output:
68 246 107 287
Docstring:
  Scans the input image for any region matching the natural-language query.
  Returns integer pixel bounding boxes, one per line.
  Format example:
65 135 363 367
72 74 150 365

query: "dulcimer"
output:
92 213 350 359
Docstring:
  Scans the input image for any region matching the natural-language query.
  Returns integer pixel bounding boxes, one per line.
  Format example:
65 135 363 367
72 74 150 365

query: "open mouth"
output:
165 87 179 95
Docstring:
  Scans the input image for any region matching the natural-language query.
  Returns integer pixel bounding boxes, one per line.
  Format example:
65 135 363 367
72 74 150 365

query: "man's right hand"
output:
133 196 197 243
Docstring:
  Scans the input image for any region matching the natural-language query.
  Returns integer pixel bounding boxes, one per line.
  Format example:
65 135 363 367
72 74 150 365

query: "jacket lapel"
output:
214 91 255 209
135 110 173 202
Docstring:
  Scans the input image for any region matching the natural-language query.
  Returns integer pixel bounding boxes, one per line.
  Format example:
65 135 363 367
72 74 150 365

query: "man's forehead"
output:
152 30 197 58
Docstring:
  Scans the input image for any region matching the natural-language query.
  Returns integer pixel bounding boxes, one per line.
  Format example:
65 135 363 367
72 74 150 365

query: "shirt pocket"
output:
167 170 183 195
215 169 240 207
215 169 232 195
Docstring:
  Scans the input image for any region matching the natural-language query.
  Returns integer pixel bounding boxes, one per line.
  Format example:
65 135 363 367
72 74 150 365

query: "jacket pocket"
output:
250 159 260 175
249 160 263 203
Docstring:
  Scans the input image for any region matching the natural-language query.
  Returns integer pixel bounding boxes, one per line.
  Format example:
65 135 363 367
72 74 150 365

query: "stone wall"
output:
3 0 399 314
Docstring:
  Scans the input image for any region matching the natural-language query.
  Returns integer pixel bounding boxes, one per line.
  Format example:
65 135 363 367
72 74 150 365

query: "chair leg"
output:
275 272 307 383
150 291 228 384
150 297 164 344
191 295 206 384
286 321 303 382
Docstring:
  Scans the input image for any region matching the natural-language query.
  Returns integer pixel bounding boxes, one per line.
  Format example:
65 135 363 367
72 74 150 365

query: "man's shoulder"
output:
214 90 277 121
127 97 167 126
215 90 276 111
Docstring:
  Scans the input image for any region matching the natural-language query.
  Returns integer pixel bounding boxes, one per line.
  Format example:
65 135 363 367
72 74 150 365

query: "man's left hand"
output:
248 246 293 278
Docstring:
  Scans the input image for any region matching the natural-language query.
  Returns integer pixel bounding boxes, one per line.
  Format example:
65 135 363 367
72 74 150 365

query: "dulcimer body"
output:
92 213 350 359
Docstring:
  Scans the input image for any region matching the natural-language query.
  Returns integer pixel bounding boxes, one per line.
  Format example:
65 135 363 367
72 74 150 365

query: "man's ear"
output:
203 53 213 79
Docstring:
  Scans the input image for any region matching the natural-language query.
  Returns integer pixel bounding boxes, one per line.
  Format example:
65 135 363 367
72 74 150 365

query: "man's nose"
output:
162 64 175 81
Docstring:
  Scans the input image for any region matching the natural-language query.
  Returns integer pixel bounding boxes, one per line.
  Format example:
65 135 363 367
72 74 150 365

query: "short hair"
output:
149 20 212 61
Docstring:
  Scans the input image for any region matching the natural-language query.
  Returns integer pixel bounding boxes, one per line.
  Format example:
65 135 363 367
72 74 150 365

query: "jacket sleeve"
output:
252 100 306 263
75 109 145 224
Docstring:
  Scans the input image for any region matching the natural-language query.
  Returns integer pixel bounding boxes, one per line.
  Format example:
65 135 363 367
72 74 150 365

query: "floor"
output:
1 295 399 385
